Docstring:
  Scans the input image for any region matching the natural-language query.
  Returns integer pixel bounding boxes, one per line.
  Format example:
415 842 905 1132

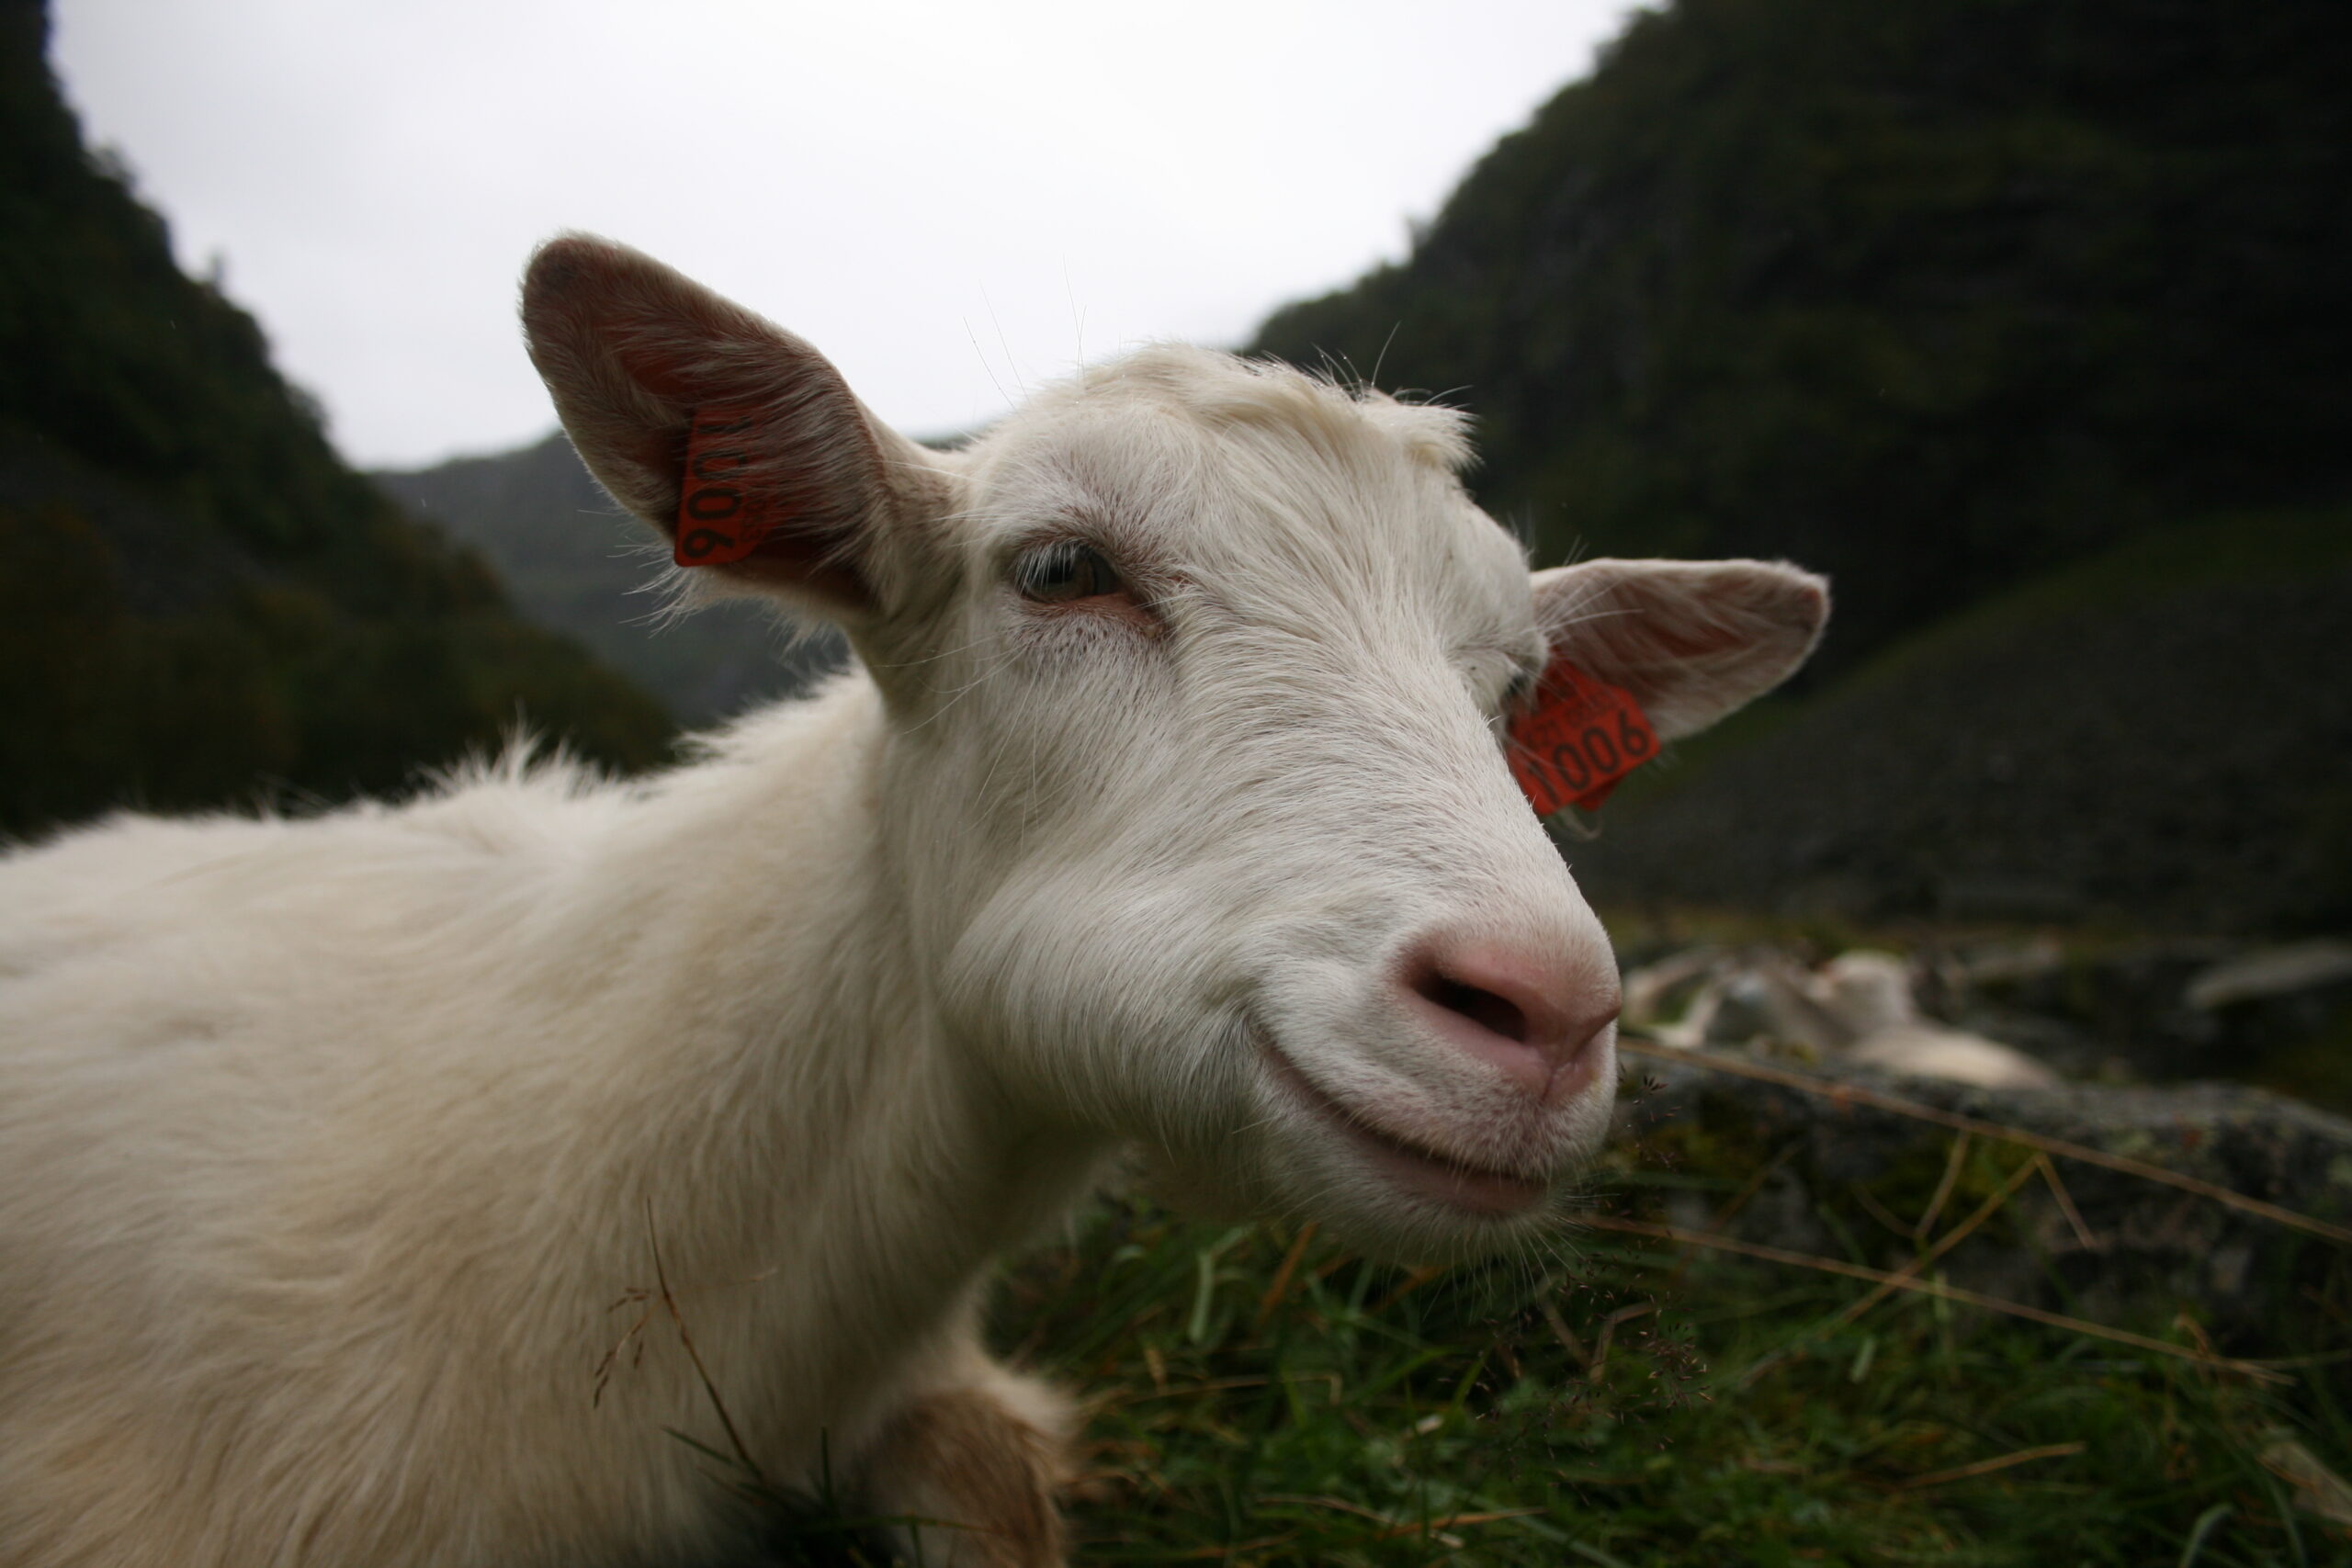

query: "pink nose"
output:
1397 940 1620 1103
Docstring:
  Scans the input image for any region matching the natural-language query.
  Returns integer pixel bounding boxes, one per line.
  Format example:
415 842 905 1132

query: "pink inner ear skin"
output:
736 531 871 606
1526 559 1830 750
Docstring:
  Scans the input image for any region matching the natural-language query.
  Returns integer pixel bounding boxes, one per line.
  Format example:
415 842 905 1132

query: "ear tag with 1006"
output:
1508 661 1658 816
673 404 780 567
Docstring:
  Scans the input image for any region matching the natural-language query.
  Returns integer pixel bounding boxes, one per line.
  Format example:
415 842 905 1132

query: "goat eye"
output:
1502 666 1538 711
1016 542 1123 604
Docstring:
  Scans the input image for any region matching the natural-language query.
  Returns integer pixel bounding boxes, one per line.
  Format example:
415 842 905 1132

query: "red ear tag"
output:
1508 661 1659 817
673 404 778 567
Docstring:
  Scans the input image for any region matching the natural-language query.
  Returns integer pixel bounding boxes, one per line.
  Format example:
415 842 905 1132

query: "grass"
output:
735 1079 2352 1568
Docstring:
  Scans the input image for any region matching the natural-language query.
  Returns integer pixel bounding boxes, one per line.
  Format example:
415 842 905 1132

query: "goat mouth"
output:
1257 1038 1552 1218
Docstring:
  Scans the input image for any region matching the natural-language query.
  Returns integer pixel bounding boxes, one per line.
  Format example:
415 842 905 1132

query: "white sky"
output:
51 0 1633 469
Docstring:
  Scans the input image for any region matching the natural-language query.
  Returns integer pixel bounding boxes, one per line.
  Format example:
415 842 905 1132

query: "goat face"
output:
524 235 1827 1263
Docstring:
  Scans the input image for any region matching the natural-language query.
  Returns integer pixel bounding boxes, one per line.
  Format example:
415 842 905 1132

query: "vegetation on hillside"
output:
1245 0 2350 933
1570 509 2352 933
0 0 672 840
1250 0 2350 675
377 434 842 727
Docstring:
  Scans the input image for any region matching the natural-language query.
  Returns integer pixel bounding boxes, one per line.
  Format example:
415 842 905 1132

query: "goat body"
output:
0 236 1829 1566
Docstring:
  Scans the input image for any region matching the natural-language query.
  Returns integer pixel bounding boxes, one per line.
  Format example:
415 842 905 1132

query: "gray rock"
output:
2187 940 2352 1010
1611 1051 2352 1341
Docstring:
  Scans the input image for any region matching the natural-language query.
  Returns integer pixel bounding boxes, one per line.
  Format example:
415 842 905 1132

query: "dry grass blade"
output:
1260 1493 1396 1526
1587 1302 1658 1382
1585 1214 2293 1384
1254 1221 1317 1327
1834 1152 2041 1327
1668 1139 1802 1284
1913 1129 1972 1241
1366 1507 1544 1540
1539 1298 1591 1369
1120 1375 1272 1403
1169 1531 1301 1559
1372 1264 1447 1313
1894 1441 2087 1491
2035 1152 2105 1252
1619 1038 2352 1247
642 1198 768 1486
1260 1495 1545 1541
594 1286 655 1409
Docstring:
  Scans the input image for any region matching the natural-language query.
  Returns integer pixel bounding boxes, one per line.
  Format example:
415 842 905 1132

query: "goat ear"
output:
520 233 948 621
1529 558 1829 740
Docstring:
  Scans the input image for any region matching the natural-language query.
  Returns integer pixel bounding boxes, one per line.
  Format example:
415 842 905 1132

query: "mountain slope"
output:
0 0 672 837
1566 512 2352 933
1250 0 2350 672
1238 0 2347 933
377 434 841 726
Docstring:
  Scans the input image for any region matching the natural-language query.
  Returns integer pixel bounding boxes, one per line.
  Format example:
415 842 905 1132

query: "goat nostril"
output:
1400 939 1621 1100
1419 976 1530 1044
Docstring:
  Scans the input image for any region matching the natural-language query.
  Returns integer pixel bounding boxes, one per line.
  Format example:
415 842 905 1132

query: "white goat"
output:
0 235 1827 1567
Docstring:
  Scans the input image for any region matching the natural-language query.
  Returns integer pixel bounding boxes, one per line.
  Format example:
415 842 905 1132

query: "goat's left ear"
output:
520 232 952 625
1530 558 1830 740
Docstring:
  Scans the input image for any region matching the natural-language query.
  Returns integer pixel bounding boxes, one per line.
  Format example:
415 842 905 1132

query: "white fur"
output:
0 237 1827 1566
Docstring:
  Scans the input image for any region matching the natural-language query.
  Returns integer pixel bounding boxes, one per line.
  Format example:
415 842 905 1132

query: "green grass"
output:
741 1120 2352 1567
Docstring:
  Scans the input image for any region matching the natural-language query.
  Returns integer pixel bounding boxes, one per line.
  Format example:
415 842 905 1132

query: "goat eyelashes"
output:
1014 540 1127 606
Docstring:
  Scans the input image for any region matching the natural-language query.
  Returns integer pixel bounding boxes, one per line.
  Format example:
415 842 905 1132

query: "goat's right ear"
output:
1530 558 1829 740
520 233 949 623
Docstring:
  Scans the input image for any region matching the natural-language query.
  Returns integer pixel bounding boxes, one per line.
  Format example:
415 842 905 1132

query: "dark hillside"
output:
1567 512 2352 933
0 0 671 837
1250 0 2351 672
377 434 841 726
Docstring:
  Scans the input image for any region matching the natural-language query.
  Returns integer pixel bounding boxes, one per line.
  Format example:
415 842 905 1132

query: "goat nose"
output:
1397 941 1621 1103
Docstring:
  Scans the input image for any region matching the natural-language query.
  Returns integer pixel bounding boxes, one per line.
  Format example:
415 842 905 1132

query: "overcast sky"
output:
51 1 1633 470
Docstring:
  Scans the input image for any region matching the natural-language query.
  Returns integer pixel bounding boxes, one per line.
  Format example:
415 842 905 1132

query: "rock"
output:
1613 1053 2352 1340
1621 946 1724 1031
2186 939 2352 1011
1818 950 1916 1035
1848 1024 2061 1089
1942 938 2237 1080
1624 944 2064 1089
1820 951 2061 1088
